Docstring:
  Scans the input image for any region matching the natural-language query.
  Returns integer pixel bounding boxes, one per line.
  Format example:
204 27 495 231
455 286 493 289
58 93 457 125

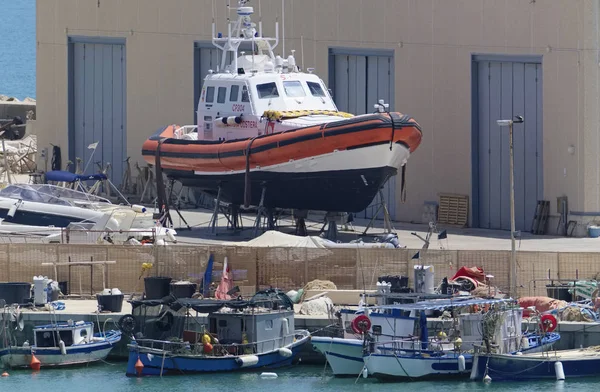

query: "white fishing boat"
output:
0 320 122 369
362 297 560 381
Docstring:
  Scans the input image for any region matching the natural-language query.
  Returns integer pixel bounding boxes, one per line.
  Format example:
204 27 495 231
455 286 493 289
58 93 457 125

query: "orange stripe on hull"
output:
141 113 423 173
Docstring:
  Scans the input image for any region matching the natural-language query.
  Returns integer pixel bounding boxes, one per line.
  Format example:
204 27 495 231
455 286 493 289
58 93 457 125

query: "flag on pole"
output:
438 230 448 240
87 142 99 149
201 253 214 297
412 251 420 260
215 257 233 300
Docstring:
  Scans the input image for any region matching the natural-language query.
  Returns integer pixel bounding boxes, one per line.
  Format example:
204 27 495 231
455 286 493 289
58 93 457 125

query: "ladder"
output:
531 200 550 234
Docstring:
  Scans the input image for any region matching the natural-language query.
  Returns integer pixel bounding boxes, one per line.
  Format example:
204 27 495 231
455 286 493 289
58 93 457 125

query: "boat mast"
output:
211 0 279 74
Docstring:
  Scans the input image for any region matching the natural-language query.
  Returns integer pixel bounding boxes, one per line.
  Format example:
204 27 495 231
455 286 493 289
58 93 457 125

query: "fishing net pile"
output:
303 279 337 291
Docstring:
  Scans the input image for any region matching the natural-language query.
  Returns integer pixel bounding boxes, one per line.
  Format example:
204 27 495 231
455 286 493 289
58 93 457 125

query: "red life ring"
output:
540 314 558 333
351 314 372 334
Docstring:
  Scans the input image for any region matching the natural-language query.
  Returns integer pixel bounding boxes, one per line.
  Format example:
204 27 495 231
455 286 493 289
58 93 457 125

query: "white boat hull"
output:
311 337 365 377
365 352 471 380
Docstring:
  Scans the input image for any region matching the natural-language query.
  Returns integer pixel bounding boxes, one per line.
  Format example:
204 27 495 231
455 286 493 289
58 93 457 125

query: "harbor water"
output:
0 363 598 392
0 0 36 99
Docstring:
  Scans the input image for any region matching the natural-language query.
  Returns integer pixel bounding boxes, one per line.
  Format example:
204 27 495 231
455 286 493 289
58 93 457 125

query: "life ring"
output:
351 315 372 334
540 314 558 333
118 314 137 334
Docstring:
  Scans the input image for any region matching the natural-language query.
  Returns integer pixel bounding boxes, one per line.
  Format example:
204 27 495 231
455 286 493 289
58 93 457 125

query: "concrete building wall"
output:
36 0 600 233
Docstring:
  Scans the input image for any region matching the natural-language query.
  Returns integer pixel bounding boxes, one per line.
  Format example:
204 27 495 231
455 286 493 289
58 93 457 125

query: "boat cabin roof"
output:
369 296 516 312
34 321 93 331
129 289 294 314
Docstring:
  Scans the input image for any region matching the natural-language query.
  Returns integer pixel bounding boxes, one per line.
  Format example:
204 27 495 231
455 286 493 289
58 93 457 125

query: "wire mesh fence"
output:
0 243 598 298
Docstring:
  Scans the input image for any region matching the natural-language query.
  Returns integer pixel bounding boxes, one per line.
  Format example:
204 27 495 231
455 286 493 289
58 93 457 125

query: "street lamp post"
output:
497 115 523 298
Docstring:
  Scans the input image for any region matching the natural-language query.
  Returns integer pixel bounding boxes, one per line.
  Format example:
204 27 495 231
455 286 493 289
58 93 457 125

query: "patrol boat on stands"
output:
141 0 423 213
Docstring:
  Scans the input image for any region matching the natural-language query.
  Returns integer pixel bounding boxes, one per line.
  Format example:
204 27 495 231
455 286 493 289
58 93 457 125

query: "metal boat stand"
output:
322 212 341 241
294 209 308 236
362 189 396 235
253 184 276 236
208 186 244 234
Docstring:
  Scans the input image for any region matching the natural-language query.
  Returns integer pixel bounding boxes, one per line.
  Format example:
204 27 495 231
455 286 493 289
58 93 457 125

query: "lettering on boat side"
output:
232 104 246 112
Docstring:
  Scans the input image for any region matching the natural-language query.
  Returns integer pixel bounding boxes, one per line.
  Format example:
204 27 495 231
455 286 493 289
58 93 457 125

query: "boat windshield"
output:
0 184 111 206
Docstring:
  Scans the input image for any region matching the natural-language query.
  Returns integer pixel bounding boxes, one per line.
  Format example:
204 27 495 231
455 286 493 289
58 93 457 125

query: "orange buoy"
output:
135 357 144 377
1 372 8 377
203 342 213 354
30 354 41 371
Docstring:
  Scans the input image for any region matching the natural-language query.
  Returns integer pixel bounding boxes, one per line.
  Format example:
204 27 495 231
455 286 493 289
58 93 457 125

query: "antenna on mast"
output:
301 35 305 71
281 0 285 57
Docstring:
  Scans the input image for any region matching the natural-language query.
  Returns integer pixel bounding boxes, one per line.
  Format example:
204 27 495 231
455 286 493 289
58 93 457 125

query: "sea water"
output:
0 0 36 99
0 363 598 392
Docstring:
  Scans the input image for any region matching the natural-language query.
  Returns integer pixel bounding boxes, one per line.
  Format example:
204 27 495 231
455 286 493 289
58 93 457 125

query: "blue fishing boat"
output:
123 290 310 377
362 297 560 381
470 347 600 381
0 320 122 369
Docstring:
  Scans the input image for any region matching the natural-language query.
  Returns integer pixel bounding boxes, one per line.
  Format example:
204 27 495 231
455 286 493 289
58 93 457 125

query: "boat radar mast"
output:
212 0 279 74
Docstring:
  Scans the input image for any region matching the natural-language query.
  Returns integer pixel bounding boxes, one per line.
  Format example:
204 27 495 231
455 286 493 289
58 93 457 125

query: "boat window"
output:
241 86 250 102
217 87 227 103
206 86 215 103
257 82 279 99
283 81 306 97
230 85 240 102
80 329 88 338
265 320 273 330
307 81 326 97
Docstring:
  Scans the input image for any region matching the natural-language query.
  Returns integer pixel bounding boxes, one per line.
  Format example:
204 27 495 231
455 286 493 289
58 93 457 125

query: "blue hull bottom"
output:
126 339 309 376
471 352 600 381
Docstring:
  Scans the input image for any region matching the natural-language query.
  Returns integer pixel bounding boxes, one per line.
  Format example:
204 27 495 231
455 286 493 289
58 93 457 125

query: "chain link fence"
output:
0 244 598 298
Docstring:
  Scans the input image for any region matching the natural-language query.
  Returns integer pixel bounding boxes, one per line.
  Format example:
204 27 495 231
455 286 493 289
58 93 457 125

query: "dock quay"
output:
1 208 600 365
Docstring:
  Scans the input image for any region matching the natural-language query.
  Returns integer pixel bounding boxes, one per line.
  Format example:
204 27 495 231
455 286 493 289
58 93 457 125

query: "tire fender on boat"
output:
117 314 136 334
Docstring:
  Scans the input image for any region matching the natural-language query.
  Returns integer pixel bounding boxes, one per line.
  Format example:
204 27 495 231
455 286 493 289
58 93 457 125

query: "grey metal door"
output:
476 60 543 231
330 52 396 219
71 41 126 185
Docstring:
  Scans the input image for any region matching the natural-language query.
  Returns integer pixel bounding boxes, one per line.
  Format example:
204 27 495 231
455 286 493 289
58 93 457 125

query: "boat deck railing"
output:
373 333 530 356
173 125 198 139
133 331 306 357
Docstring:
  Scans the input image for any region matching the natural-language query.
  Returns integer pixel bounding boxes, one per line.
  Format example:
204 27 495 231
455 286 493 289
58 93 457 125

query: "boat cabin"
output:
206 309 295 354
190 2 340 142
33 321 93 348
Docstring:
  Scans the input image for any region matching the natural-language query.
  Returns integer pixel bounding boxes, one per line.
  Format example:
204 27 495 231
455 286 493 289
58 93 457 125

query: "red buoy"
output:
30 354 41 371
135 357 144 377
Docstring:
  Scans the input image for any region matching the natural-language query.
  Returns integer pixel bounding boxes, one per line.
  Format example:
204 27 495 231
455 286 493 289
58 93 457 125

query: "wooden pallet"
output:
531 200 550 234
437 193 469 227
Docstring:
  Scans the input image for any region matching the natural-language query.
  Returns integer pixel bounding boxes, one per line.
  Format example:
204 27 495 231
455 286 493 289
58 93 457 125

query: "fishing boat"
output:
469 311 599 381
312 289 455 377
362 297 560 381
141 0 422 213
124 290 311 376
0 320 122 369
470 346 600 381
